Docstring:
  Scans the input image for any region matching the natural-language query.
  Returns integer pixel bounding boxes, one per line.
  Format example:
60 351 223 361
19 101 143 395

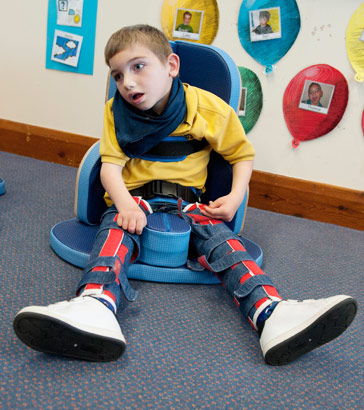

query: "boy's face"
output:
308 85 323 106
259 16 268 27
109 43 179 114
183 14 191 24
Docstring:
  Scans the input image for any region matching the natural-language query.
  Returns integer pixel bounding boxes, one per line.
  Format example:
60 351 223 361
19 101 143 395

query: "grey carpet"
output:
1 150 363 410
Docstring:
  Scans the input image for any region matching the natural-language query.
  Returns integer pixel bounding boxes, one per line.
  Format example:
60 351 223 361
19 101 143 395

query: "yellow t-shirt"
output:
100 83 255 196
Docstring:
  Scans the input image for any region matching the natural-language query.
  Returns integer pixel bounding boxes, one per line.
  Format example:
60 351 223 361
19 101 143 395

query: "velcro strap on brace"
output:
196 230 254 263
118 269 138 301
233 274 275 300
78 257 119 289
84 256 122 276
95 220 120 237
223 262 250 292
80 270 117 285
187 224 254 272
188 251 254 272
80 255 138 302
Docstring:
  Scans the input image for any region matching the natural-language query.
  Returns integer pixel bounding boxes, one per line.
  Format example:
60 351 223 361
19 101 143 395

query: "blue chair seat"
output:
50 217 263 284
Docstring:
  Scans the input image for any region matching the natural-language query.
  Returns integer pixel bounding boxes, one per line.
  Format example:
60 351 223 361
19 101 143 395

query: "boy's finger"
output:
121 219 129 231
134 219 142 235
201 207 218 217
128 219 136 233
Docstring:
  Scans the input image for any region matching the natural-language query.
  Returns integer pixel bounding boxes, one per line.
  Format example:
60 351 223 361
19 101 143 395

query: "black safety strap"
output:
144 138 207 158
130 181 200 203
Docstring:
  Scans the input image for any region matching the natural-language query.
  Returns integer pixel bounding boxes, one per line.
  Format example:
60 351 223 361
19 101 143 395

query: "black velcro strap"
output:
145 138 207 158
130 181 200 202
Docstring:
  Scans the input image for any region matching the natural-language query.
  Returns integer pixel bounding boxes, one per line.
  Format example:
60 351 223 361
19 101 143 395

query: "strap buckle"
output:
130 181 200 203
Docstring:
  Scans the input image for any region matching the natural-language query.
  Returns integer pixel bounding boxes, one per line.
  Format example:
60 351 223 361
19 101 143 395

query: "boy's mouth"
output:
130 93 144 104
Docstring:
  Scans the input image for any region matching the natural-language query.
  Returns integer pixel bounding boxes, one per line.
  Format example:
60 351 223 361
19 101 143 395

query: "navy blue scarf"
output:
112 78 187 158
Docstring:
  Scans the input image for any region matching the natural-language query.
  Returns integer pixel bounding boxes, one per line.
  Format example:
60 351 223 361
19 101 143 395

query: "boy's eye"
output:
134 63 144 71
113 73 122 82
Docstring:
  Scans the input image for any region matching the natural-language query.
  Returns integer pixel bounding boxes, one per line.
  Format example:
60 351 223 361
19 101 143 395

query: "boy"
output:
13 25 357 365
305 82 324 107
176 11 194 33
253 10 274 35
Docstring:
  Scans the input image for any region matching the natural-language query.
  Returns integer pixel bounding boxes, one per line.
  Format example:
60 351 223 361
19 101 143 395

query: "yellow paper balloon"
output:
161 0 219 45
346 3 364 82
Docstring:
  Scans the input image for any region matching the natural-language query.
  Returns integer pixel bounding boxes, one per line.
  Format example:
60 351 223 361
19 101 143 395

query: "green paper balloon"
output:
238 67 263 134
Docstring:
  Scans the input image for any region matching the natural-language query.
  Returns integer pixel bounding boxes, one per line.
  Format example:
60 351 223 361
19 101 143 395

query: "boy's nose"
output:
123 74 135 90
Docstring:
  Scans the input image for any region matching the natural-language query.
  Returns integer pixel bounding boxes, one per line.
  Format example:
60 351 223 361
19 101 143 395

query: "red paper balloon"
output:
283 64 348 148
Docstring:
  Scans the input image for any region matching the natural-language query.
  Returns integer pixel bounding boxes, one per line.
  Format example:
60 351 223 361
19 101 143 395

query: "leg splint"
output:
77 206 141 303
182 202 282 329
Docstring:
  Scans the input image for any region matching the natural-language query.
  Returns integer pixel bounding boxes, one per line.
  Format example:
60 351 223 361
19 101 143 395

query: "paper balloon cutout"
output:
238 67 263 133
238 0 300 73
161 0 219 45
283 64 349 148
346 3 364 82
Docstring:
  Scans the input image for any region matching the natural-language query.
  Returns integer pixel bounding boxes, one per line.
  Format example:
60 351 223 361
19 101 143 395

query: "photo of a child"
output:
250 8 281 42
239 87 247 116
299 80 335 115
173 8 204 40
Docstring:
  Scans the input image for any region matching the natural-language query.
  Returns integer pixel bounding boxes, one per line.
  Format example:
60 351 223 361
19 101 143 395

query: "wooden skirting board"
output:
1 118 363 231
0 119 96 168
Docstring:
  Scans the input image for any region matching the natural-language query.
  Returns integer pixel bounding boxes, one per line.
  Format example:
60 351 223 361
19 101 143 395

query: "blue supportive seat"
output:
0 178 5 195
50 41 263 284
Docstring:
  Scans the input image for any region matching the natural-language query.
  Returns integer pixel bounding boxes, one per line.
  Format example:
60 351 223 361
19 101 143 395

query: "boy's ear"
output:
168 53 180 78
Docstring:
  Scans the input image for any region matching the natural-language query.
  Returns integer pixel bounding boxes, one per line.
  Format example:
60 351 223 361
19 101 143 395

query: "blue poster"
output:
46 0 98 75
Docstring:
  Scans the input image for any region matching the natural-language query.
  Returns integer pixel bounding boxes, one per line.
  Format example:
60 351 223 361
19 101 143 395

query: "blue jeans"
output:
77 197 280 325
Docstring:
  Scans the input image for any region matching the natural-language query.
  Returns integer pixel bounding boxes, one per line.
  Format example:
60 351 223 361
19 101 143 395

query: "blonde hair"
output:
104 24 173 66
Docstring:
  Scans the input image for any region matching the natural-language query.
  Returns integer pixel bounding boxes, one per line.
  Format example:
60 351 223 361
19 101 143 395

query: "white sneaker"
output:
260 295 357 365
13 296 126 362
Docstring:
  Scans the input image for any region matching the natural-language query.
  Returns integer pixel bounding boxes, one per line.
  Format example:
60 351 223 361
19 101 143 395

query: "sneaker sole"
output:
264 297 358 366
13 312 126 362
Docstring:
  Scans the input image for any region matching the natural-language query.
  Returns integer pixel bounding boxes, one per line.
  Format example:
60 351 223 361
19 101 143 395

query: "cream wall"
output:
0 0 363 191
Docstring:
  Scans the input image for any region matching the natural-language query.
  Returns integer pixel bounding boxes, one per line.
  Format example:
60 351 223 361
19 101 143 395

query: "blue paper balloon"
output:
238 0 301 73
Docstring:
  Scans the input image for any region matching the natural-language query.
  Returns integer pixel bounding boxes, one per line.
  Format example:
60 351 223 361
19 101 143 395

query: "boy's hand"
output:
100 163 147 235
200 194 241 222
201 160 253 222
116 205 147 235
